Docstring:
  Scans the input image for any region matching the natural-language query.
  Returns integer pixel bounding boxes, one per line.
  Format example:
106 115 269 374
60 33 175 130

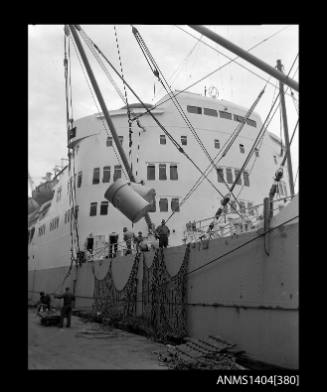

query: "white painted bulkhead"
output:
28 91 291 272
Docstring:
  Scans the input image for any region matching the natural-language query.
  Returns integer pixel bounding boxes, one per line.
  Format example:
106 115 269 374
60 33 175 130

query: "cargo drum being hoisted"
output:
104 178 156 223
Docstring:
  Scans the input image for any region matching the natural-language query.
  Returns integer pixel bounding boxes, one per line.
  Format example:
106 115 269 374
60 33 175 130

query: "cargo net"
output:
92 244 190 343
93 252 141 321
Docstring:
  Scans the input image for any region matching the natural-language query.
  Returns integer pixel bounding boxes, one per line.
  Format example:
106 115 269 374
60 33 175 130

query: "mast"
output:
276 59 295 198
69 25 134 180
68 25 153 229
188 25 299 92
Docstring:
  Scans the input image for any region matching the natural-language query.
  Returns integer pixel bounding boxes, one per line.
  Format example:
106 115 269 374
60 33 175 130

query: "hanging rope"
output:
294 166 299 187
87 39 238 206
132 27 249 220
113 25 134 171
132 25 294 122
165 85 267 225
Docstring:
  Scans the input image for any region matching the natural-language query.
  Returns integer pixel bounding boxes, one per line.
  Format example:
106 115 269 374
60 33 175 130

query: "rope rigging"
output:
132 26 252 220
157 32 203 97
166 83 275 225
70 28 129 181
77 26 151 183
113 25 134 169
81 34 242 210
64 28 81 273
131 25 294 122
165 87 267 224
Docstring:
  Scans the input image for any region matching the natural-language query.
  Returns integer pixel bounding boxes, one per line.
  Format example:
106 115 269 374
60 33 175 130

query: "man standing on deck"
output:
123 227 134 255
54 287 75 328
155 219 170 248
109 232 118 258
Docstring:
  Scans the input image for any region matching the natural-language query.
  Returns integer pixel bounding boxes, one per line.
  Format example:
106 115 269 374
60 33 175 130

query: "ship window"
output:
90 202 97 216
273 155 278 165
100 201 109 215
159 198 168 212
77 171 82 188
187 105 202 114
248 202 254 216
170 164 178 180
219 111 232 120
230 200 237 212
226 168 233 184
239 201 246 214
106 136 113 147
160 135 166 145
204 107 218 117
171 198 180 212
149 198 156 212
234 114 246 123
243 171 250 187
118 136 123 145
181 136 187 145
239 144 245 153
214 139 220 149
29 227 35 243
103 166 111 183
74 206 79 220
234 169 242 185
159 164 167 180
246 118 257 127
147 164 155 180
68 127 76 139
255 148 259 157
113 165 122 181
92 168 100 184
217 168 224 183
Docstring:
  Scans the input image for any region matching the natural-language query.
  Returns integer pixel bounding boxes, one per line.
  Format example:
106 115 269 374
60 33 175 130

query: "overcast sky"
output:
28 24 299 195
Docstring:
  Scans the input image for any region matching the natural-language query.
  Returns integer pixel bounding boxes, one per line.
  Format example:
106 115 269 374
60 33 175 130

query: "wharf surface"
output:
28 309 168 370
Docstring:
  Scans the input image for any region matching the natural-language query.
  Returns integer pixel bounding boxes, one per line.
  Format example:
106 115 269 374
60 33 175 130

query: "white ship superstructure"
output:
28 91 290 271
28 25 298 369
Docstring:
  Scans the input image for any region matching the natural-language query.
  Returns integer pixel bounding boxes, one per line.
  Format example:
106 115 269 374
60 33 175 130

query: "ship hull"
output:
28 218 298 369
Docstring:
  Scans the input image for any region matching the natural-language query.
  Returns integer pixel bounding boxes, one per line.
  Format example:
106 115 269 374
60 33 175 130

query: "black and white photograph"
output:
28 24 299 374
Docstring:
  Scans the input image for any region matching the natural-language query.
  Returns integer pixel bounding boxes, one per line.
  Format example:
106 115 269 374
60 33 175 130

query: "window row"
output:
38 224 46 236
49 216 59 231
148 197 180 213
186 105 257 127
147 163 178 181
66 166 123 194
64 206 79 224
159 134 251 155
89 201 109 216
217 167 250 187
160 134 221 149
88 197 180 216
92 165 122 184
106 136 123 147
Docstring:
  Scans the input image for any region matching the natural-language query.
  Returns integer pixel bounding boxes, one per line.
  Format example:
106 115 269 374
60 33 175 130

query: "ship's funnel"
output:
104 179 155 223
